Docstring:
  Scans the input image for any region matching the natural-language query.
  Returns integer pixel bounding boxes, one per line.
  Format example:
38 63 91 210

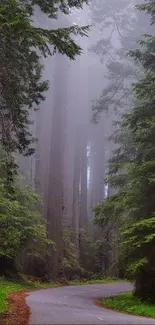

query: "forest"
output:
1 0 155 320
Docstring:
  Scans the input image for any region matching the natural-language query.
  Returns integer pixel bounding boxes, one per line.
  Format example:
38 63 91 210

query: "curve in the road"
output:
27 282 155 324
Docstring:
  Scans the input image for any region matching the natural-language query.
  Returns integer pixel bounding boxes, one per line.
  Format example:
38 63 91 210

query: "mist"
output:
2 0 153 282
17 0 152 279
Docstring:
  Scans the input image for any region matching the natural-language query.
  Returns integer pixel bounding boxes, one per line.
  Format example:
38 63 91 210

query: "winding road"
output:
27 282 155 324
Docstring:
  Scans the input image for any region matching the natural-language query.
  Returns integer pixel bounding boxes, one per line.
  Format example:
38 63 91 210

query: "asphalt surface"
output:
27 282 155 324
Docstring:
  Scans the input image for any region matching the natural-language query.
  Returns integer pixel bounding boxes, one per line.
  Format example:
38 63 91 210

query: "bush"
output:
0 176 50 275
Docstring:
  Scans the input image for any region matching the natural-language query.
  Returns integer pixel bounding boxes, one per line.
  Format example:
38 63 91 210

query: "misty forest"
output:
2 0 155 318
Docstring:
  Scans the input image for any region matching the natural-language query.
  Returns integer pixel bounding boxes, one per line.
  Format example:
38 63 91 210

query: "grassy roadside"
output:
0 276 125 314
0 277 59 313
102 292 155 318
70 277 126 285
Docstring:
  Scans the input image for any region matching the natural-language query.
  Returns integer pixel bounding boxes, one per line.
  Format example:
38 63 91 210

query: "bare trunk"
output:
135 268 155 301
88 119 106 211
72 130 81 260
46 54 68 279
34 109 42 193
80 139 88 228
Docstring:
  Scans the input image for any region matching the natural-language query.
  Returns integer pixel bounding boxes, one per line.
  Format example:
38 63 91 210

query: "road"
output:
27 282 155 324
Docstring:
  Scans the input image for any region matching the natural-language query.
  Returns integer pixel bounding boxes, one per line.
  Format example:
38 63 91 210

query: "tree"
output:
46 52 69 279
0 0 89 173
0 174 49 275
88 0 139 218
89 0 153 278
91 0 136 121
0 0 89 278
91 0 152 122
94 0 155 300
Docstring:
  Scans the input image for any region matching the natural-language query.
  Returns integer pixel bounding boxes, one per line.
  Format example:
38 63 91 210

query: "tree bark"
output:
80 136 88 228
72 130 81 260
46 53 68 279
135 269 155 301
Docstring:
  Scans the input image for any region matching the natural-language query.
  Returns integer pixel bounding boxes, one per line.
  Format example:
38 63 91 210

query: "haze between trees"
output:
1 0 155 313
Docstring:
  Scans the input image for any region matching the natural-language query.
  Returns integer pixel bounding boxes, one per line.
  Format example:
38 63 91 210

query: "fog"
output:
18 0 153 277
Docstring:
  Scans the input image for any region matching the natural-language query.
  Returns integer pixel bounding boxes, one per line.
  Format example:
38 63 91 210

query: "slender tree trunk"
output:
34 109 42 193
80 138 88 228
88 118 106 211
72 130 81 260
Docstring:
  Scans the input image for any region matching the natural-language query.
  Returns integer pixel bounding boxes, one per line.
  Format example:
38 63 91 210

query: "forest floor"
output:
0 276 123 325
0 277 60 325
102 292 155 318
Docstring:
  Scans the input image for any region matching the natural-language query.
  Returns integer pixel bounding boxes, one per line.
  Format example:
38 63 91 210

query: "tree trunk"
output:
46 53 68 280
34 109 42 193
72 130 81 260
135 269 155 301
80 137 88 228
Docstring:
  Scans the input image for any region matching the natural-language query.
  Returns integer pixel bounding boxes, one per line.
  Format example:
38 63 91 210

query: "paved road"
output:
27 282 155 324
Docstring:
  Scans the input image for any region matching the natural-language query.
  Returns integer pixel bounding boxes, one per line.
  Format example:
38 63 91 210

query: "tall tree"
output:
90 0 154 278
46 52 69 279
0 0 89 179
94 0 155 299
1 0 89 278
72 128 81 260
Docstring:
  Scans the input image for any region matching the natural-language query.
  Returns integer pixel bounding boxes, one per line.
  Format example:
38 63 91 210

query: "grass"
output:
0 276 59 313
69 277 126 285
102 292 155 318
0 275 126 314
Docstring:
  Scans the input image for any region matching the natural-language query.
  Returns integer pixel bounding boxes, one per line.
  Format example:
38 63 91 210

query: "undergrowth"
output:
102 292 155 318
0 276 58 313
70 277 126 285
0 275 126 313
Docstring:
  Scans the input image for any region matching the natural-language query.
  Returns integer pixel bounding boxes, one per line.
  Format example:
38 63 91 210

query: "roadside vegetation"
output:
70 277 126 285
0 276 60 313
0 276 124 314
102 293 155 318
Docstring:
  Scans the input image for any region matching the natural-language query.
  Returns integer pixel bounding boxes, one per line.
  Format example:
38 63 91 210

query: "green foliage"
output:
79 227 118 277
91 0 145 123
0 277 31 313
0 276 59 313
21 0 88 18
0 175 49 266
79 228 99 274
94 195 122 226
94 0 155 300
69 277 123 285
63 227 79 272
0 0 89 163
102 292 155 318
63 226 111 279
137 0 155 25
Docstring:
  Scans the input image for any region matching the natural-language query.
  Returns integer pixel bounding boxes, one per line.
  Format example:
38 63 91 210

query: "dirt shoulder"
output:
1 290 30 325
